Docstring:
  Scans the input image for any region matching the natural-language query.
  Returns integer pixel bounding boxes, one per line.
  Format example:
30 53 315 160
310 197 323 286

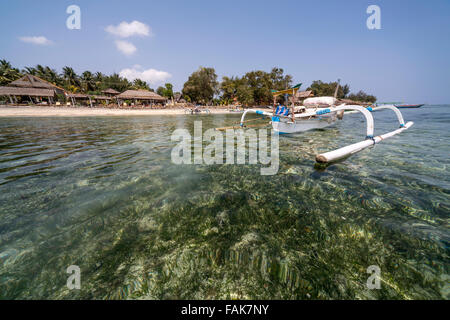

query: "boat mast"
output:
334 79 340 99
291 88 295 122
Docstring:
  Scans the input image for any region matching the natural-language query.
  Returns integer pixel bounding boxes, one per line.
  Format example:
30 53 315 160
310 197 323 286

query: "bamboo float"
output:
316 121 414 163
315 105 412 163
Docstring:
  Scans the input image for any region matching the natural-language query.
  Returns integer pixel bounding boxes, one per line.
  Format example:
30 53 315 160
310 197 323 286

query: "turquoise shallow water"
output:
0 105 448 299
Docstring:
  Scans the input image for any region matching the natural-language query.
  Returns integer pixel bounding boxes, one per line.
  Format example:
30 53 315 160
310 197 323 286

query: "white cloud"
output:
105 21 152 38
115 40 137 56
19 36 52 45
119 66 171 85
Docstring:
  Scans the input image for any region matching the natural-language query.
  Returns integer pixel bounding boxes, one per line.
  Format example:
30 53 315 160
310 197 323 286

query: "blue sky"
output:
0 0 449 103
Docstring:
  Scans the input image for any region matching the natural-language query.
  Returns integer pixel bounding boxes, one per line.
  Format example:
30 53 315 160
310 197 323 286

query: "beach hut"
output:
0 86 56 104
101 88 120 97
66 93 93 107
0 74 66 104
65 93 116 107
90 95 113 107
7 74 66 94
116 89 167 107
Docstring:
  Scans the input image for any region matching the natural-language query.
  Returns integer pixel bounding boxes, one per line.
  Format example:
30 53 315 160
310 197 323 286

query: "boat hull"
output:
394 104 424 108
272 117 335 134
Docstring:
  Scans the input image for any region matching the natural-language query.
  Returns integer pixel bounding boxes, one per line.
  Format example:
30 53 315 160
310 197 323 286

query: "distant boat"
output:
394 104 424 109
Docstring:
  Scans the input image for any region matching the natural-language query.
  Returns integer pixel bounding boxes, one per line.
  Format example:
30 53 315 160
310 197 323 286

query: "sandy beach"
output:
0 106 234 117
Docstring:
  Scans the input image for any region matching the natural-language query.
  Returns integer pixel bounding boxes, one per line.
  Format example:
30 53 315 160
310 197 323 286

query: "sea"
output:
0 105 448 299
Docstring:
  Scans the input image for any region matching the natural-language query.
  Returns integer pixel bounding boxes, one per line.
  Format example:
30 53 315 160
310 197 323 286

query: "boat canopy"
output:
271 83 302 97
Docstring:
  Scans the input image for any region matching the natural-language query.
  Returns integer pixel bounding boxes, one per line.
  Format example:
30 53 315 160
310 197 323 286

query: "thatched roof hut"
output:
0 86 55 97
0 85 57 104
91 95 112 100
8 74 65 95
66 93 89 99
117 90 166 101
101 88 120 96
65 93 94 107
64 93 116 107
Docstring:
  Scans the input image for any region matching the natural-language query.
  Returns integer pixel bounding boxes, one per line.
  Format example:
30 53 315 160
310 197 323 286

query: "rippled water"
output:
0 106 448 299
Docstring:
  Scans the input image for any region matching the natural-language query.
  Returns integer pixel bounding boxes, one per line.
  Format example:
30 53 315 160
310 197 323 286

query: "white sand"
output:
0 106 233 117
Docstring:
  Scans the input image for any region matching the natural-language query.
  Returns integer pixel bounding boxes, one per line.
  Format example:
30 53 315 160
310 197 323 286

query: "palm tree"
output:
81 71 95 92
0 60 22 85
32 65 60 84
105 73 131 92
35 65 47 79
62 66 79 88
23 66 37 75
94 72 104 90
131 79 150 90
44 66 61 86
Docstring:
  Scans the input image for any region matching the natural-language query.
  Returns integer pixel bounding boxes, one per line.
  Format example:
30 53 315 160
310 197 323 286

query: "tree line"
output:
183 67 376 105
0 59 376 104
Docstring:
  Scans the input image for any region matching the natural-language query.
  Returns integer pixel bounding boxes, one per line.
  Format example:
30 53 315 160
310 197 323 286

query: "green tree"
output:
347 90 377 103
164 83 173 98
156 86 164 96
43 66 62 86
94 72 105 90
131 79 151 90
23 66 37 75
219 67 292 106
103 73 131 92
307 80 349 98
270 67 293 91
0 60 22 85
243 70 273 105
182 67 218 104
157 83 173 98
62 66 80 88
220 76 238 103
81 71 96 92
236 82 254 106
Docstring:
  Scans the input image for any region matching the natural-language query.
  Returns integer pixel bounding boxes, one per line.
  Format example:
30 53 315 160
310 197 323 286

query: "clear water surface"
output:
0 105 448 299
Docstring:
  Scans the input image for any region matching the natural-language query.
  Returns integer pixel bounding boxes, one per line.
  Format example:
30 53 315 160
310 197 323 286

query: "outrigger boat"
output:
217 81 414 164
375 102 424 109
394 104 424 109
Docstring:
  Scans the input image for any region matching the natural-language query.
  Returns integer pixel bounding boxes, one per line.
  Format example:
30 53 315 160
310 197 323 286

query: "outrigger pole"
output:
315 105 414 163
